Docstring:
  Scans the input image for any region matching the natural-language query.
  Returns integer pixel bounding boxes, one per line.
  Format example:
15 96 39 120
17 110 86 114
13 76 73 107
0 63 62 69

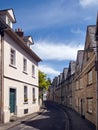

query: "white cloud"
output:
39 64 60 76
79 0 98 7
32 40 84 61
71 28 83 34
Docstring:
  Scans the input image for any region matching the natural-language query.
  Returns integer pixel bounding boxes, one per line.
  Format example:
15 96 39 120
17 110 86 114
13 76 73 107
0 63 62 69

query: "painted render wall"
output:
4 33 38 85
3 78 39 123
2 32 39 123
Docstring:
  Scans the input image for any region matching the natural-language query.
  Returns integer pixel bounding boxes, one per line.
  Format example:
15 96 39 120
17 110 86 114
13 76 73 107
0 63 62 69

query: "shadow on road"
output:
21 101 65 130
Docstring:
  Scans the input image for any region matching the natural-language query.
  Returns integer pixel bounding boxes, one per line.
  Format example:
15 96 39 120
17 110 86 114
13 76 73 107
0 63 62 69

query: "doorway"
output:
81 98 85 118
9 88 16 114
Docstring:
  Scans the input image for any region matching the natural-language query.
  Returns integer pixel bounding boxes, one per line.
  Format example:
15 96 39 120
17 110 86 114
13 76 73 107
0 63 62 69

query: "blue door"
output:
10 89 16 113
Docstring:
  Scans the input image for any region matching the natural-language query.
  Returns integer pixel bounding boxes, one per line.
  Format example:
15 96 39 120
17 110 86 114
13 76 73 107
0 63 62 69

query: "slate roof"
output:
75 50 84 72
88 25 96 49
67 61 76 78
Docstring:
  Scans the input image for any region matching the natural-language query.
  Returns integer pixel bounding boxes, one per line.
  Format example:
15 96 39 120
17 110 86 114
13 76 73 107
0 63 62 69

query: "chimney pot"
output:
15 28 24 37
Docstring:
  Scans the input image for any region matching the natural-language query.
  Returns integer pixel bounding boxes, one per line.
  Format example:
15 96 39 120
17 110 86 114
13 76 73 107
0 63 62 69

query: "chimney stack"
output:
15 28 24 37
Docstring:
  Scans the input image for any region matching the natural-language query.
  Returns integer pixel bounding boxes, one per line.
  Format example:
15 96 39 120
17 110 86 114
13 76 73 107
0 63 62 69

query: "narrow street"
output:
0 101 96 130
8 102 66 130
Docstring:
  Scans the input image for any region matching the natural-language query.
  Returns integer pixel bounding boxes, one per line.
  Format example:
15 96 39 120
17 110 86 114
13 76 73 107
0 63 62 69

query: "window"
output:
88 70 92 85
80 78 83 89
86 45 91 61
87 98 93 114
10 48 16 66
75 98 79 107
69 96 72 105
23 58 27 72
32 65 35 77
7 17 11 27
32 88 36 102
76 81 79 90
24 86 28 102
8 18 11 27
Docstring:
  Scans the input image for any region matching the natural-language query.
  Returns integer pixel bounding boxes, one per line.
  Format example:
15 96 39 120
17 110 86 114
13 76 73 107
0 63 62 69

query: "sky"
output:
0 0 98 80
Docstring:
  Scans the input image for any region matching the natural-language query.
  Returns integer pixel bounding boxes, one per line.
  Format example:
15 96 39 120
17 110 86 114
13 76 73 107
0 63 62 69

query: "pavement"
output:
60 104 96 130
0 106 45 130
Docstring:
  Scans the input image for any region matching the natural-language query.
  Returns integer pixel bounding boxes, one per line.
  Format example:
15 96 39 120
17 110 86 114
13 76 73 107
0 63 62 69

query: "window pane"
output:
76 81 79 90
80 78 83 88
32 65 35 76
87 98 93 113
10 48 15 65
24 86 27 102
88 71 92 84
32 88 35 101
23 58 27 72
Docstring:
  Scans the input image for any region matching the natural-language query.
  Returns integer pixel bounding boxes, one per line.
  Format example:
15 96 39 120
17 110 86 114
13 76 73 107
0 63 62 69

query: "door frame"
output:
9 88 16 115
81 98 85 118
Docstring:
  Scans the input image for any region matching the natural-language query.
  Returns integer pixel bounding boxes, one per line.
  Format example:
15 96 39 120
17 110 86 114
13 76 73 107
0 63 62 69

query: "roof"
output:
23 36 34 45
62 68 68 80
75 50 84 72
0 9 41 62
0 8 16 23
88 25 96 47
85 25 97 55
67 61 76 78
5 28 41 62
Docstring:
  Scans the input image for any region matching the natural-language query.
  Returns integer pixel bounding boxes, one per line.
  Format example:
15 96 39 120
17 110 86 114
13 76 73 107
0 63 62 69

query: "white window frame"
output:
32 65 35 77
23 58 27 72
87 98 93 114
10 48 16 66
24 86 28 102
88 70 92 85
32 88 36 103
7 16 11 27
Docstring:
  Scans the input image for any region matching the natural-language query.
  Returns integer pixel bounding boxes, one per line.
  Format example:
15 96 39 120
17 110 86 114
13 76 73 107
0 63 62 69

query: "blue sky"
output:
1 0 98 80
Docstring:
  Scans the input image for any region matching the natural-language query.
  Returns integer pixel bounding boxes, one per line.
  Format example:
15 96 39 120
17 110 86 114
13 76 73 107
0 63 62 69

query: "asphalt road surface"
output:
9 102 66 130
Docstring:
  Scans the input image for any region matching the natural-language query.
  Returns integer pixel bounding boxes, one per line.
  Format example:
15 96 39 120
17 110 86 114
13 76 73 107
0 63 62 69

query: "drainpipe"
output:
0 30 4 122
0 34 2 121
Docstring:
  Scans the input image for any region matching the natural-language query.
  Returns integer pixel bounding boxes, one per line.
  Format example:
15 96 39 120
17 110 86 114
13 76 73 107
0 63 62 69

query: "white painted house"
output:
0 9 41 123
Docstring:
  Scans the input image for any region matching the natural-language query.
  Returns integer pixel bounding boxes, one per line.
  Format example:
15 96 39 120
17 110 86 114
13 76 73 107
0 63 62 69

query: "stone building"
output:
61 68 68 105
81 25 97 125
65 61 76 108
74 50 84 114
45 15 98 128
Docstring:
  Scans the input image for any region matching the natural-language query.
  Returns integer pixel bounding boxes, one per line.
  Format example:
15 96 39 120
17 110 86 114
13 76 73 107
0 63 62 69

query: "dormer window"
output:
23 36 34 47
0 9 16 29
27 42 30 47
7 17 11 27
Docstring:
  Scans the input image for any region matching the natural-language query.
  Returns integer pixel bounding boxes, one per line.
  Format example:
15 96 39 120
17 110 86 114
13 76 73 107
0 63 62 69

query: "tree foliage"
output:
38 70 51 91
